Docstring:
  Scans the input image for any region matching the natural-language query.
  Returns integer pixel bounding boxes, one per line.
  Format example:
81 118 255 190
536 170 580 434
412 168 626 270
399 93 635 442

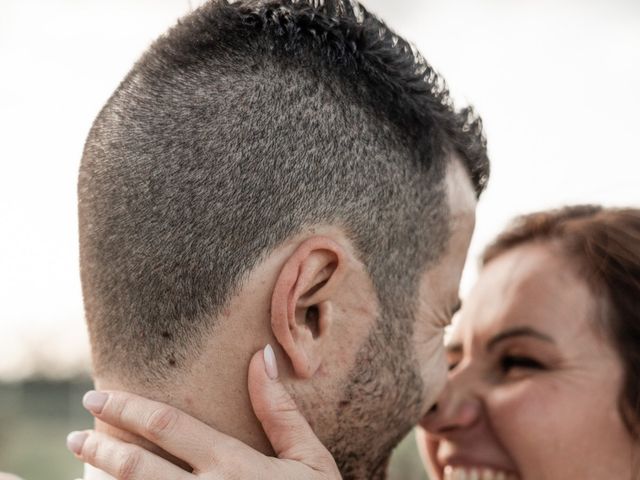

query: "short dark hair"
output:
483 205 640 438
79 0 489 384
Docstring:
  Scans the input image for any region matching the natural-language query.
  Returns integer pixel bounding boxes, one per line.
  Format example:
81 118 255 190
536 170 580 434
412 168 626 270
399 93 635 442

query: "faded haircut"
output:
78 0 489 384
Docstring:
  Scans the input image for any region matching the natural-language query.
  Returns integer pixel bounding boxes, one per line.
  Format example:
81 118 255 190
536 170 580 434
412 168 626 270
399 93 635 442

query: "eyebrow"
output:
487 326 555 352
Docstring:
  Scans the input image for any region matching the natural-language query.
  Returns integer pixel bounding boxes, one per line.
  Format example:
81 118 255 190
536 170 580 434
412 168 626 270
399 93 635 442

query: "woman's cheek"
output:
486 381 564 469
489 375 608 480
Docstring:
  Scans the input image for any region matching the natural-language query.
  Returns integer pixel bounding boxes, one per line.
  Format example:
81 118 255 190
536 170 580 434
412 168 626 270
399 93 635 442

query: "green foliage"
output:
0 380 93 480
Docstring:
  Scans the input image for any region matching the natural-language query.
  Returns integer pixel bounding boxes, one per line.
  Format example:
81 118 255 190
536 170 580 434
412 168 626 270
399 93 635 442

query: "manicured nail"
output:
66 431 88 455
83 390 108 414
264 344 278 380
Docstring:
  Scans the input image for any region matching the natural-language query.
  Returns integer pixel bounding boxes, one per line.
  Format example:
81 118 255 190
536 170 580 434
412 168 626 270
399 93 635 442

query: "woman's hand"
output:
0 473 23 480
66 345 341 479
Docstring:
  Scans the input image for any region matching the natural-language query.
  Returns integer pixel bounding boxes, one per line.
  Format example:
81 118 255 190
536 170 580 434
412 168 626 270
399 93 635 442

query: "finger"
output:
82 390 242 471
247 345 339 474
0 473 23 480
67 430 192 480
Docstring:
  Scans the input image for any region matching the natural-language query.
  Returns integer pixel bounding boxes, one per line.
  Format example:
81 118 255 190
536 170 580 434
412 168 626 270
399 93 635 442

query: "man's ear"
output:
271 236 347 379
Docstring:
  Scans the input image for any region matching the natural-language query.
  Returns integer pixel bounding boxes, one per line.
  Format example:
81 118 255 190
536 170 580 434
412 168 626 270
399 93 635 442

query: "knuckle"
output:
81 434 99 463
117 447 142 480
145 406 178 441
110 394 130 420
274 390 299 415
273 388 295 407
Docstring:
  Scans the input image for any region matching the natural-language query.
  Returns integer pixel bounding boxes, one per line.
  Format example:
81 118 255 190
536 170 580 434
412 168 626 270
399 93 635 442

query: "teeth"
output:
443 465 518 480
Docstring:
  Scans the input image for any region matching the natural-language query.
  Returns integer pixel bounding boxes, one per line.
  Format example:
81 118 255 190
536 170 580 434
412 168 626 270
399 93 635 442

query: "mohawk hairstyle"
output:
162 0 488 192
79 0 489 384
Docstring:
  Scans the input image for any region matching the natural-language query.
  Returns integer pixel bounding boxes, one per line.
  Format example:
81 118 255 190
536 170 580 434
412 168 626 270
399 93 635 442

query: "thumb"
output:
247 345 338 473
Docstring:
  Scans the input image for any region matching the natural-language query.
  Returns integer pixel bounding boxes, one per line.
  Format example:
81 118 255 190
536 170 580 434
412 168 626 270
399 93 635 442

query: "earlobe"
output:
270 237 346 379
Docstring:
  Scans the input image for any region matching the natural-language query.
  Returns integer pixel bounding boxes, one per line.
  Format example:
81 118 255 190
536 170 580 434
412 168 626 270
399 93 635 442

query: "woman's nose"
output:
420 378 482 435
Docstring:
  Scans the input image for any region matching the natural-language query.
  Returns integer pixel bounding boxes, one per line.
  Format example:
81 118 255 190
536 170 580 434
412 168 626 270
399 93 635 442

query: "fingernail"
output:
83 390 108 414
66 431 88 455
264 344 278 380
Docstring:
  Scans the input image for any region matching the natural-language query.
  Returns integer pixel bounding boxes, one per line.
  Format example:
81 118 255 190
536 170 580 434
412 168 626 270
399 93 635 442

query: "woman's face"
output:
418 242 635 480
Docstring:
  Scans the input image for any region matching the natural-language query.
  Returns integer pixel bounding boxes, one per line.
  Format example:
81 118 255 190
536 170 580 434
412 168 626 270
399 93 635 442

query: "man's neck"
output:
93 329 275 467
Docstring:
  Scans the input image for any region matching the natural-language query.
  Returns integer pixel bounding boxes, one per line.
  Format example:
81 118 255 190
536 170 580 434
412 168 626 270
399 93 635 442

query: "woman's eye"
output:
500 355 545 373
448 361 459 371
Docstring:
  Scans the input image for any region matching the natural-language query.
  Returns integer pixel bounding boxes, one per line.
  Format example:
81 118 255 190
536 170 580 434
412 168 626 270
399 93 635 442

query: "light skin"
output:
92 225 381 467
68 234 638 480
418 242 636 480
67 347 342 479
92 225 379 460
0 474 22 480
68 156 477 479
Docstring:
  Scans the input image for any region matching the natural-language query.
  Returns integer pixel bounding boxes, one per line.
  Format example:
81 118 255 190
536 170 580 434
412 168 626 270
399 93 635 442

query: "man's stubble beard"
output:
326 313 425 480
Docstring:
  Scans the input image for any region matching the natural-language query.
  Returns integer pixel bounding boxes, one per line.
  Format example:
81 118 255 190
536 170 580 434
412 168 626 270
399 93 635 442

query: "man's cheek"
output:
417 339 447 409
416 326 446 370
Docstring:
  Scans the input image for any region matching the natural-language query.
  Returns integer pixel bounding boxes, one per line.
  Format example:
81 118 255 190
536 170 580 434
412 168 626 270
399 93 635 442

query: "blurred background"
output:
1 0 638 478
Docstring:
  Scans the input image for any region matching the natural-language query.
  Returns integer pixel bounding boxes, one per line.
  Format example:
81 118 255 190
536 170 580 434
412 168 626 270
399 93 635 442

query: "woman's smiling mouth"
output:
442 465 520 480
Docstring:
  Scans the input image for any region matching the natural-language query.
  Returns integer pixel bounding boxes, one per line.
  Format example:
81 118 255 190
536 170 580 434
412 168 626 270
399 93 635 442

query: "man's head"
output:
78 0 488 477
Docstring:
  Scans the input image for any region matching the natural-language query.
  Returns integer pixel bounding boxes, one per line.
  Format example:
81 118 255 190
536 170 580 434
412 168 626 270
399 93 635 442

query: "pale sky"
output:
1 0 638 380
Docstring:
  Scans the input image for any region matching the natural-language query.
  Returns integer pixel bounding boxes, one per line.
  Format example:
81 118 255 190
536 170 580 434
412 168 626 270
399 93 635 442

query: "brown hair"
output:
78 0 488 384
482 205 640 437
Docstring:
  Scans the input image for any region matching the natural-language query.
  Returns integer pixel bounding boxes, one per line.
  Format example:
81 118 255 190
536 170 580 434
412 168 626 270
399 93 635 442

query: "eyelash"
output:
500 355 545 373
447 355 546 374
